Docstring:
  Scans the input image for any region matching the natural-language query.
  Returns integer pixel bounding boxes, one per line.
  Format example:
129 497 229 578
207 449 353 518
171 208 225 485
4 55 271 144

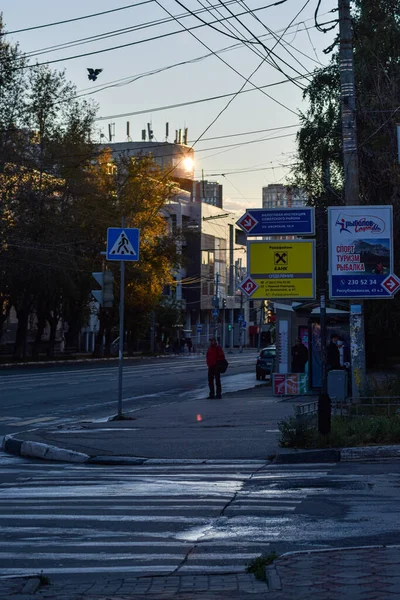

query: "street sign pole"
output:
118 217 126 418
106 222 140 419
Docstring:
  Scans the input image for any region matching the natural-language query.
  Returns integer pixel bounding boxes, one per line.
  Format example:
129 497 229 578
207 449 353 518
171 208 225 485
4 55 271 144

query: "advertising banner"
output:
247 240 315 300
273 373 309 396
328 206 393 299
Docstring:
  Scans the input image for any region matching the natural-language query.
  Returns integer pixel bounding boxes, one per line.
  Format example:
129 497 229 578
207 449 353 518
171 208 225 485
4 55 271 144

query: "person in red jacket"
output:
206 337 225 399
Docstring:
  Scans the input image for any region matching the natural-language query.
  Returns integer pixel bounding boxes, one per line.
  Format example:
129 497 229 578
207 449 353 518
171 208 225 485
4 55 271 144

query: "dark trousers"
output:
208 366 221 397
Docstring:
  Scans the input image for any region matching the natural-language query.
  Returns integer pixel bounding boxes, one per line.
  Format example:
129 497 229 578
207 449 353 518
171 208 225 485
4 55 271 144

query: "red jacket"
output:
206 344 225 368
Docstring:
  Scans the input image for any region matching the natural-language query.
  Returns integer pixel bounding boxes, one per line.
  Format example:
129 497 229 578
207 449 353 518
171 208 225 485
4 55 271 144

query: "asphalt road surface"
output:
1 455 400 581
0 352 258 438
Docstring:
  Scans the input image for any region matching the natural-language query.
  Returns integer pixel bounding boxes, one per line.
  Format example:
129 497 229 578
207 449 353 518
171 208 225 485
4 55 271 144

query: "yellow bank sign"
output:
247 240 316 299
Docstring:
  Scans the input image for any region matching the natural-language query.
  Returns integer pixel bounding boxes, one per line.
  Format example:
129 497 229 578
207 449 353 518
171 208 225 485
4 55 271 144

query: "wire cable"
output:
11 2 286 69
173 0 308 89
95 72 309 121
2 2 155 36
23 0 243 59
156 0 300 116
213 0 310 89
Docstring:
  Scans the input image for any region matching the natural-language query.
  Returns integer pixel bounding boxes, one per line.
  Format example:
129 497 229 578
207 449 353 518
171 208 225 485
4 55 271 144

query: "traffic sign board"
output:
238 315 244 322
237 208 315 236
247 240 315 299
241 321 247 328
212 308 219 317
197 324 203 332
240 277 258 297
237 212 258 233
107 228 140 261
328 206 393 299
382 274 400 295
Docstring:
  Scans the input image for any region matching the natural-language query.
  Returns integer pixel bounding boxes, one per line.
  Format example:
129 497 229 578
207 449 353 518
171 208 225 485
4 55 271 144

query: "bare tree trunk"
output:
14 309 29 360
32 312 47 359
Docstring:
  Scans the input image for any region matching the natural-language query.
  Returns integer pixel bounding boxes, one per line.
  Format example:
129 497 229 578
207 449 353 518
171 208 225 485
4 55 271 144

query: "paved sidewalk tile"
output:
270 546 400 600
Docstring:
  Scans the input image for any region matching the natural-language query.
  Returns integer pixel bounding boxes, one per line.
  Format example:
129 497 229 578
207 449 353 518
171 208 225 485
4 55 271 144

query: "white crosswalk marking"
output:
0 457 335 577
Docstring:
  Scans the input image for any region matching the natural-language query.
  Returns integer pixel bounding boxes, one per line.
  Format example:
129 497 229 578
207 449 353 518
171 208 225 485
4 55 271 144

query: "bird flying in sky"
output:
87 68 103 82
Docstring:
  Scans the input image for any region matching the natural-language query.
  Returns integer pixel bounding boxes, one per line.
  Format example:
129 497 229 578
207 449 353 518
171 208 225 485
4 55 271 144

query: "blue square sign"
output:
107 228 140 261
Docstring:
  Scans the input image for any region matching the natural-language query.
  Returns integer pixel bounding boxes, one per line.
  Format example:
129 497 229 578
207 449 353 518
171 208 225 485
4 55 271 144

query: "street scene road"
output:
1 453 400 596
0 352 257 438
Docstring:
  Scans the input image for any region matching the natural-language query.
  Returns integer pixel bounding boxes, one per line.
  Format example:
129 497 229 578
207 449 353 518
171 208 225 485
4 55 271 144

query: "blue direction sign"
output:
107 228 140 261
237 208 315 236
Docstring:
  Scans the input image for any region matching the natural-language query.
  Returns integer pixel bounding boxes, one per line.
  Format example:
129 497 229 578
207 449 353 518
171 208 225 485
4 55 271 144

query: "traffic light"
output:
222 298 227 308
92 271 114 307
228 324 232 331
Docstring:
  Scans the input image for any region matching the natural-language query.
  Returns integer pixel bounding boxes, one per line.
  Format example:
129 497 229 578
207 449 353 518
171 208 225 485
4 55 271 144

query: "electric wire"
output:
95 72 309 120
156 0 300 116
22 0 244 59
212 0 310 88
2 2 155 35
10 2 288 69
173 0 308 90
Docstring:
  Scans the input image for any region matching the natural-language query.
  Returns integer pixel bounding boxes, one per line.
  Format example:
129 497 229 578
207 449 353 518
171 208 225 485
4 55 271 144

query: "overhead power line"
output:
2 2 154 36
95 72 310 121
23 0 244 58
156 0 299 116
11 2 286 69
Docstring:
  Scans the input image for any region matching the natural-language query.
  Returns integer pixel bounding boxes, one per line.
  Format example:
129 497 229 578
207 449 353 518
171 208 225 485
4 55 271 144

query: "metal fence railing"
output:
294 396 400 420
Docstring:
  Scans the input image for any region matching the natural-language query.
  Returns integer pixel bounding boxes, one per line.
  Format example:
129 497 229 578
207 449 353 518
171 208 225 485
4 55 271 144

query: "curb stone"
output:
2 435 90 463
341 444 400 460
21 578 41 594
265 564 282 592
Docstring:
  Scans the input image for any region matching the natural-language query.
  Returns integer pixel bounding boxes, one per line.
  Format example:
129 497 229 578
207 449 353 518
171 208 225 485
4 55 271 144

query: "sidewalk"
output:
3 385 307 462
2 546 400 598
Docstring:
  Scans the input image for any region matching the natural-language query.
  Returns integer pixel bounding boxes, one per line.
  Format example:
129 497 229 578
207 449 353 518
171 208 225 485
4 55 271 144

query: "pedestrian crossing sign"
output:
106 228 140 261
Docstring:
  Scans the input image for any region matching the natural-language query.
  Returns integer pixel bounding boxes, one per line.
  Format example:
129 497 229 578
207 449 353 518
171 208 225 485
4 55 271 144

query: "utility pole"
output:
318 187 330 434
214 272 219 339
117 216 126 418
338 0 366 398
257 301 264 352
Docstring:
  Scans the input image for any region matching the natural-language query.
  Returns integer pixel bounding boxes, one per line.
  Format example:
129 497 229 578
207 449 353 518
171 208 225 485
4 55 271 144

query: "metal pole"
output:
338 0 366 399
318 186 330 433
257 301 264 352
117 216 125 417
239 291 243 353
222 306 226 350
214 272 219 339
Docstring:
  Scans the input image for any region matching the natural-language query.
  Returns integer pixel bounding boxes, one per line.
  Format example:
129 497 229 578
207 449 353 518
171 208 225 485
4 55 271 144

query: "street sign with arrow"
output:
239 277 258 297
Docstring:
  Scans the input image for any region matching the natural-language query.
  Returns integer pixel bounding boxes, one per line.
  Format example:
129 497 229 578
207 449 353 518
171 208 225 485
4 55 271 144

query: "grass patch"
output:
39 572 50 586
278 414 400 449
246 552 279 581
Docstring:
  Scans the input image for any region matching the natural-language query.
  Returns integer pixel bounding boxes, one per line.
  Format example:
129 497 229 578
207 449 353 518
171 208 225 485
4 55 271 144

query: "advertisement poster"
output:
247 240 315 300
311 322 350 388
277 319 289 373
328 205 393 298
273 373 308 396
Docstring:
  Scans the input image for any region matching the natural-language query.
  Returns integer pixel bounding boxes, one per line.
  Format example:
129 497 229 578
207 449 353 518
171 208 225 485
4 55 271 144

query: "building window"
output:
202 251 215 265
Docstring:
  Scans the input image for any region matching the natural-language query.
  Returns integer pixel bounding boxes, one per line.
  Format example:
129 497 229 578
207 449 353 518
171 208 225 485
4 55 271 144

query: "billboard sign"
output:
247 240 315 299
328 206 393 299
237 208 315 236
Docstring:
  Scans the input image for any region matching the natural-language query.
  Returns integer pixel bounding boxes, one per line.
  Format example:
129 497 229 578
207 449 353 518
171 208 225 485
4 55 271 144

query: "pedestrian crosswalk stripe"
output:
0 460 335 578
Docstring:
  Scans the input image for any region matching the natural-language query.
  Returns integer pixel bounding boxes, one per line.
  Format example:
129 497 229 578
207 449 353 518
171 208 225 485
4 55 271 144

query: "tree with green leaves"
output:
292 0 400 366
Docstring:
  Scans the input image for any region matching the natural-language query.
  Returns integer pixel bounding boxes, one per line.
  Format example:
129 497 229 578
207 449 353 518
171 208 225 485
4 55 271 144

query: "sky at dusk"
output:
2 0 337 212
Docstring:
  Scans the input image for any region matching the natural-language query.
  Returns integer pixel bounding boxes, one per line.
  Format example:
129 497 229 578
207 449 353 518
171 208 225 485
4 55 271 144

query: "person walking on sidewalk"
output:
206 337 225 399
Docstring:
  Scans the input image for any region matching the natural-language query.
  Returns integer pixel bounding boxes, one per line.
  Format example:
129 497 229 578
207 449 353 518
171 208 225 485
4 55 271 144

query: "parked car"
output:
256 345 276 380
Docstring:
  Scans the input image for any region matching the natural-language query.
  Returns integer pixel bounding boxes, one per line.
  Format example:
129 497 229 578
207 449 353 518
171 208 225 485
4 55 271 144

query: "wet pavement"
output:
3 385 306 461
